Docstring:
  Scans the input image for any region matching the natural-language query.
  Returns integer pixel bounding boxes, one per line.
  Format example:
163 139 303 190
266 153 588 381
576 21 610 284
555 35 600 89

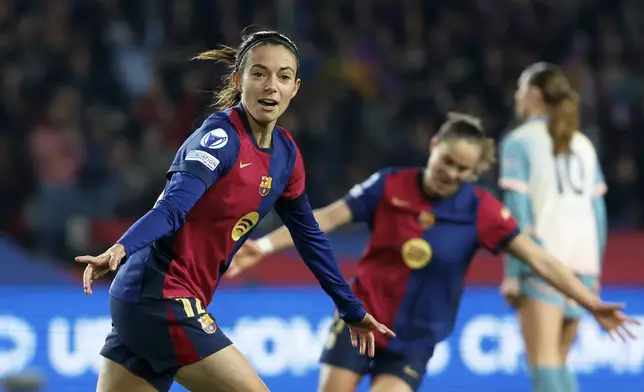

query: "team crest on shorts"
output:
259 175 273 196
418 210 435 229
197 314 217 334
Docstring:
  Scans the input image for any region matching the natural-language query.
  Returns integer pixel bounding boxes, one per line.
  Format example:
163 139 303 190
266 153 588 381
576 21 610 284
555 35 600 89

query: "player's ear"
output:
231 71 242 89
527 86 542 105
291 78 301 99
429 137 439 150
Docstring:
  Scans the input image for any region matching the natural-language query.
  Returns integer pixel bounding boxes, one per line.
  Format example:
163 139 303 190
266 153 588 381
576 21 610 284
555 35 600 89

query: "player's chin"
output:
435 182 459 197
252 107 281 124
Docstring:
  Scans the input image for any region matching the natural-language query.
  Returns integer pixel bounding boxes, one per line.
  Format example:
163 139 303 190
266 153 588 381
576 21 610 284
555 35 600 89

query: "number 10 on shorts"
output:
175 297 207 317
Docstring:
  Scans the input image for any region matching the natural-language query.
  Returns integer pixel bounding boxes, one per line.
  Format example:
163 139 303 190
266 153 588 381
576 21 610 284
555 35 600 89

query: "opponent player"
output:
499 62 608 392
228 112 637 392
74 30 394 392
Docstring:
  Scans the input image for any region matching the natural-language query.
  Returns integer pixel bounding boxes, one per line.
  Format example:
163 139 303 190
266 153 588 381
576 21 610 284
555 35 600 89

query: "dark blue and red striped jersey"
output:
109 104 365 321
344 167 519 358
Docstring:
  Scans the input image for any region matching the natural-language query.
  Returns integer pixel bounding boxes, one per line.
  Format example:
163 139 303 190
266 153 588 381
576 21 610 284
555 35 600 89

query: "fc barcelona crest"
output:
418 210 435 229
259 175 273 197
197 314 217 334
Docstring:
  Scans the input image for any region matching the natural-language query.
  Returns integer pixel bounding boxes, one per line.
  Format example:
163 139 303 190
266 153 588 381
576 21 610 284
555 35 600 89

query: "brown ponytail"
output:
528 66 579 155
192 45 241 110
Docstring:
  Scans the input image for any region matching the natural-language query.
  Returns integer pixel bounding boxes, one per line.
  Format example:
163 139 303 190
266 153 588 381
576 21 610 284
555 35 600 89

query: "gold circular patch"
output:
401 238 433 269
231 212 260 241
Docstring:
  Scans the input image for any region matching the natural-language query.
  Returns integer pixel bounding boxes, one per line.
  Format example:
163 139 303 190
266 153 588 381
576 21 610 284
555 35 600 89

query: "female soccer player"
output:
228 112 637 392
75 30 394 392
499 62 609 392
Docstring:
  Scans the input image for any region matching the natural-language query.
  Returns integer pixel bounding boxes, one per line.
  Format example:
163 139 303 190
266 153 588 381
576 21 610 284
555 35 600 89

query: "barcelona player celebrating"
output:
500 63 610 392
229 113 638 392
75 30 394 392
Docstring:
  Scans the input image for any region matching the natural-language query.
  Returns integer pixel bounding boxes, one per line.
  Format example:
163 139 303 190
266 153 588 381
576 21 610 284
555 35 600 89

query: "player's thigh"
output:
318 364 364 392
97 357 159 392
100 317 177 392
369 349 428 392
370 374 414 392
518 275 565 366
318 315 369 392
174 345 268 392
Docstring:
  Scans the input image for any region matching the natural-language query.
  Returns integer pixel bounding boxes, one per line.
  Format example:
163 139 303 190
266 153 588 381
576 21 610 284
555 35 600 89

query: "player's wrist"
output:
112 243 127 258
256 237 275 255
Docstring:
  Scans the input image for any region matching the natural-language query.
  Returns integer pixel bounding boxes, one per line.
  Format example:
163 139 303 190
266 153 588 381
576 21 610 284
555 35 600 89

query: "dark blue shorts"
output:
320 317 431 392
100 296 232 391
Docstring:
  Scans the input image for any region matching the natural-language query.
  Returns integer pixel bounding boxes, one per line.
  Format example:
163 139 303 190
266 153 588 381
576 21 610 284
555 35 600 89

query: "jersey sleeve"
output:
343 169 390 223
167 122 240 188
498 137 530 194
118 172 207 259
476 191 520 254
592 161 608 267
280 145 306 200
592 161 608 197
274 194 366 323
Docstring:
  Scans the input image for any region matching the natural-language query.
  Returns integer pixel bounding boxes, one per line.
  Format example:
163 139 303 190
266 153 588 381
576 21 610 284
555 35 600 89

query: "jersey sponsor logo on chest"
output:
232 212 260 241
402 238 433 269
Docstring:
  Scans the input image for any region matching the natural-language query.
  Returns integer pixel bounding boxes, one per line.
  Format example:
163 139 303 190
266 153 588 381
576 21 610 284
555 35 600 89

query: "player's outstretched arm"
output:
230 168 389 277
506 233 639 340
228 199 353 277
75 172 207 294
498 137 534 306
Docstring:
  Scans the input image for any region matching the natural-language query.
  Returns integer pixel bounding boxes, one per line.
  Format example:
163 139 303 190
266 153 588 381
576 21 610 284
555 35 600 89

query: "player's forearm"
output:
592 196 607 268
259 199 352 255
508 234 599 310
118 207 176 257
118 172 206 258
274 195 366 322
502 190 534 278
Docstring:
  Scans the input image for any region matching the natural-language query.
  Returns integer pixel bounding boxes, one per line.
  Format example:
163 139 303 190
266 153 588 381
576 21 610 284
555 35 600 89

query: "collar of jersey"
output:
524 114 548 124
234 103 275 153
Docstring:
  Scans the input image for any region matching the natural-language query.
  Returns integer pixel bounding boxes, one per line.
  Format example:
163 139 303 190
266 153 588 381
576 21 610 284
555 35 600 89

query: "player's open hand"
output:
346 313 396 358
500 277 522 309
75 243 126 295
227 240 263 278
590 302 640 341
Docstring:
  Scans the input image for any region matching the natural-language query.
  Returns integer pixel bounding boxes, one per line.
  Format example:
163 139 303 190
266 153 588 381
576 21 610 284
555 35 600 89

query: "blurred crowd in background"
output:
0 0 643 261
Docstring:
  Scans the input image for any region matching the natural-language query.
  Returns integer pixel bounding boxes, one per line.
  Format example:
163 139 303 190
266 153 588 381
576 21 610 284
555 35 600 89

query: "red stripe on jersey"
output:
353 169 426 349
162 108 270 306
281 143 305 200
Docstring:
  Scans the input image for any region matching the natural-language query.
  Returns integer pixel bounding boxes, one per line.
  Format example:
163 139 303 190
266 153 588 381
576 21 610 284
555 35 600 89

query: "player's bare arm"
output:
506 233 639 339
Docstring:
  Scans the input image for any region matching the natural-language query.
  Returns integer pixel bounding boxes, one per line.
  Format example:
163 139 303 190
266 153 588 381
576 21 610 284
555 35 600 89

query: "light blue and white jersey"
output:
499 117 607 276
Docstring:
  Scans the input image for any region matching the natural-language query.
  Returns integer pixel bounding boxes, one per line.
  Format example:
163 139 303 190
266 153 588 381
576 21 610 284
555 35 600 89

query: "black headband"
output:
235 31 300 72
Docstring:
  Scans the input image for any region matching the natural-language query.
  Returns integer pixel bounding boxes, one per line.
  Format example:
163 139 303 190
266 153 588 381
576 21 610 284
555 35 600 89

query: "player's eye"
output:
279 74 292 81
252 72 264 77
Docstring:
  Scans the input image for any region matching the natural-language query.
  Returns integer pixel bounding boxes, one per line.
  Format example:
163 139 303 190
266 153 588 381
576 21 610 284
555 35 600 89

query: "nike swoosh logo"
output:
391 197 410 207
240 161 252 168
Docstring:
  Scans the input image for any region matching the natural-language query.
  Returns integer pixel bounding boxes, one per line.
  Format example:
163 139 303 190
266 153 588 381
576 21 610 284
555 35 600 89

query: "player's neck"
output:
421 169 441 199
526 107 547 119
247 116 276 149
